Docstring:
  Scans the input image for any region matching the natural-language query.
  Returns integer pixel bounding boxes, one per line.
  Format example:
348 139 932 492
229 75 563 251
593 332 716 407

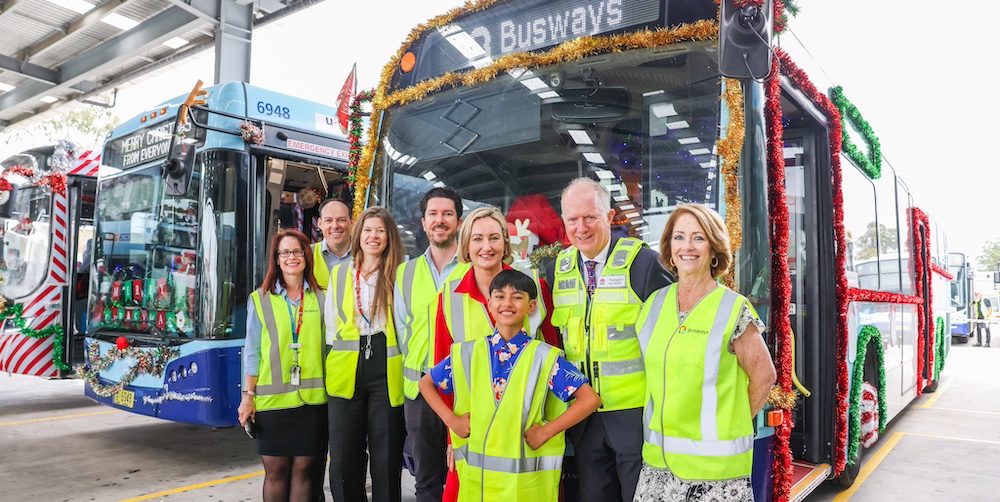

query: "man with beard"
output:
313 198 353 289
393 186 470 502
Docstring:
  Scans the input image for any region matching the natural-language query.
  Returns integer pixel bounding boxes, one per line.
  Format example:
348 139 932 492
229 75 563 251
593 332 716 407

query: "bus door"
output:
251 153 350 286
780 84 840 470
63 176 97 369
911 212 934 389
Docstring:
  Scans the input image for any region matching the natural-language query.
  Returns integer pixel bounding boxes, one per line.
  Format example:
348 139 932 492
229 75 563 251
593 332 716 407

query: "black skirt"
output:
254 403 328 457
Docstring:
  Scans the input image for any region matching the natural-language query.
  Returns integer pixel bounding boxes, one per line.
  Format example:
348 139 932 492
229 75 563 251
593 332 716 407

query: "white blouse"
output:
325 265 388 346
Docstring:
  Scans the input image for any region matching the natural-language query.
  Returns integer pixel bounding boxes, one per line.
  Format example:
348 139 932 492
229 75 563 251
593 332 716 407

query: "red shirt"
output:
432 265 562 408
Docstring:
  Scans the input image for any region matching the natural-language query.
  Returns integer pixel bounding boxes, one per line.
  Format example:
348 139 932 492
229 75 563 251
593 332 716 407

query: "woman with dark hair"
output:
325 206 406 502
238 228 328 502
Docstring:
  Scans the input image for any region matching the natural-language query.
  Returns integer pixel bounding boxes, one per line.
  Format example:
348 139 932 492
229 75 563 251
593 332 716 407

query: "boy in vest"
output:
419 270 601 502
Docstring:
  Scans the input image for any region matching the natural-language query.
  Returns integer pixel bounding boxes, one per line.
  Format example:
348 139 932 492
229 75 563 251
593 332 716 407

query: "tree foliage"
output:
854 221 898 261
977 238 1000 272
1 105 119 154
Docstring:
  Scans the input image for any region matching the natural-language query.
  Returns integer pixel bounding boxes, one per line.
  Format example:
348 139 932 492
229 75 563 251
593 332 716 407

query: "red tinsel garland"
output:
764 54 794 502
931 262 954 281
772 47 850 485
846 287 922 305
909 207 933 394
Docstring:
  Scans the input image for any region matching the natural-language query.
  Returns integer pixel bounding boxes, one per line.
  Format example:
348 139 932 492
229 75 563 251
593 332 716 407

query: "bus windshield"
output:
382 42 722 258
89 150 240 340
0 183 51 299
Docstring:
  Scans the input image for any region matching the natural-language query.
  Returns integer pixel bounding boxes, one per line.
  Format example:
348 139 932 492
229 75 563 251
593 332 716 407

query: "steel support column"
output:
214 0 254 84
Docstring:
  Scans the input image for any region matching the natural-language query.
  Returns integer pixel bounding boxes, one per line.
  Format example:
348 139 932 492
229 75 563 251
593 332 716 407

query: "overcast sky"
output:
3 0 995 262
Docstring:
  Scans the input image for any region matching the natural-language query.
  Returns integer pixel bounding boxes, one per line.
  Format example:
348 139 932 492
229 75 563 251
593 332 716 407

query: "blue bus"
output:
83 82 351 427
360 0 955 499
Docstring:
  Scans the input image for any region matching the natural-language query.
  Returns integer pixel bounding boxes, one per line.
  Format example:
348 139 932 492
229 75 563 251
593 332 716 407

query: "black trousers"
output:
328 333 405 502
566 408 644 502
976 321 992 345
403 394 448 502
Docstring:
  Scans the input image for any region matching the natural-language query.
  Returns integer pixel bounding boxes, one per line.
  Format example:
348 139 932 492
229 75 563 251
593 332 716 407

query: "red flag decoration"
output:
335 64 357 135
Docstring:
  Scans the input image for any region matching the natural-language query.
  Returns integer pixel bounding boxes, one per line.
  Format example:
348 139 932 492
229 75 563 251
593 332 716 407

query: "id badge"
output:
288 343 302 350
290 365 300 386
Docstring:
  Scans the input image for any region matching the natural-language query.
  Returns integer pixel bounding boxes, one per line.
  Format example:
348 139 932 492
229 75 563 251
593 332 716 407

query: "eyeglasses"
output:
277 249 306 258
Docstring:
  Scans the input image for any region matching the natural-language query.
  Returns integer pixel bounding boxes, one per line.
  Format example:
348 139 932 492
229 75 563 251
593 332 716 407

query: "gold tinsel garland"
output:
718 79 745 290
352 12 719 206
768 384 799 410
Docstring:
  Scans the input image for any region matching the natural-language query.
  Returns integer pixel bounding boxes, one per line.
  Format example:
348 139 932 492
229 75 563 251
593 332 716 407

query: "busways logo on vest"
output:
678 325 709 336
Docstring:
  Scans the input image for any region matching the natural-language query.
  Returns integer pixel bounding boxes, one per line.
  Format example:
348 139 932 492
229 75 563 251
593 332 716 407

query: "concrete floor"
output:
805 339 1000 501
3 338 997 501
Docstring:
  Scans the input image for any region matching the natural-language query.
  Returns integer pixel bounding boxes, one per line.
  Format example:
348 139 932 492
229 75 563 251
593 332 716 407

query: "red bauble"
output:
116 336 129 350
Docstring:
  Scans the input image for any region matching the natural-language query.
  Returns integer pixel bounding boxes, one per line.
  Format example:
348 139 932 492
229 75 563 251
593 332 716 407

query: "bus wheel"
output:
838 342 878 487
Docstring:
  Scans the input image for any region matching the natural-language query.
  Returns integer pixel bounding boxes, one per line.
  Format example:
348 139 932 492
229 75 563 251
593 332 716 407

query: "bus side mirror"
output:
719 0 773 79
163 131 196 196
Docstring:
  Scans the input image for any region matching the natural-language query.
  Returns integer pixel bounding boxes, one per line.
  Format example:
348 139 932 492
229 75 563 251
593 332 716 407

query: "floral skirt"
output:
633 463 753 502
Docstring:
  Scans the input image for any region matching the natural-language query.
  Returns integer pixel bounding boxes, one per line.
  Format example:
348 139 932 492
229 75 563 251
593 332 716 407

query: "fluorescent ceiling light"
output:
568 130 593 145
606 184 624 193
613 195 629 202
702 162 716 169
594 169 614 180
40 95 60 104
677 137 699 145
625 212 640 219
445 31 487 59
519 77 548 91
650 102 677 118
689 148 712 155
47 0 92 14
537 90 560 99
0 82 14 92
433 181 445 188
101 12 138 31
422 171 437 180
666 120 690 130
619 204 635 211
163 37 189 49
583 152 606 164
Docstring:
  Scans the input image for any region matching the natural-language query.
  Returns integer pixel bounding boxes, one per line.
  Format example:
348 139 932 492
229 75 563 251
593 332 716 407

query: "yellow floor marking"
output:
917 377 953 408
832 431 905 502
0 409 121 426
118 470 265 501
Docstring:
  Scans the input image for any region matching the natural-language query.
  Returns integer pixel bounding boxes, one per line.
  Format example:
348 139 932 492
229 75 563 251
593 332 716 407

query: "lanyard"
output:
285 291 305 346
355 266 372 327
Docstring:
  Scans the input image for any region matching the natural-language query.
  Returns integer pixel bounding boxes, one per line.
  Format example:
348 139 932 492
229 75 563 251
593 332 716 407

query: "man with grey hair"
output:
548 177 671 502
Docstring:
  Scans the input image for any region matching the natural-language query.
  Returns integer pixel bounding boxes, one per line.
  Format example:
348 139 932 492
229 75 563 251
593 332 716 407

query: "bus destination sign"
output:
106 121 175 170
418 0 660 78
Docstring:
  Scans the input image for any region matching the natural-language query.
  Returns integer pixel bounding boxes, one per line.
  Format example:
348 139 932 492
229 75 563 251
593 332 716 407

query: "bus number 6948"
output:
256 101 290 119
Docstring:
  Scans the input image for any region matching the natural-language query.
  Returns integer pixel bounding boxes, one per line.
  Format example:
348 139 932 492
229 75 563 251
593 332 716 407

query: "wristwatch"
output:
242 390 256 396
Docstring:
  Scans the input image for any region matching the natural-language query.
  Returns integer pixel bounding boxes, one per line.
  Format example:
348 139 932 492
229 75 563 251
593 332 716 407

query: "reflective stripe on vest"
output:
637 285 754 478
252 289 327 410
450 338 565 501
324 263 404 406
550 238 646 411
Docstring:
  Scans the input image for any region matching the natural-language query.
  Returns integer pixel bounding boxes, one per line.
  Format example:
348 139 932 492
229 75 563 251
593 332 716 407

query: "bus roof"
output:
107 81 344 144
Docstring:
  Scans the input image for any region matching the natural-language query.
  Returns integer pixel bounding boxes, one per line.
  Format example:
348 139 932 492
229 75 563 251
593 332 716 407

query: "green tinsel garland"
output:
935 316 946 379
847 325 888 464
0 303 69 371
830 86 882 180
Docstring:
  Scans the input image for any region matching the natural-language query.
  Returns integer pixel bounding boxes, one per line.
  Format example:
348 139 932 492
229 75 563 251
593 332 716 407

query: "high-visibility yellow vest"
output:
433 266 547 364
250 288 327 410
313 242 330 290
550 238 645 411
396 255 470 399
450 337 567 502
324 263 404 406
636 285 755 480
